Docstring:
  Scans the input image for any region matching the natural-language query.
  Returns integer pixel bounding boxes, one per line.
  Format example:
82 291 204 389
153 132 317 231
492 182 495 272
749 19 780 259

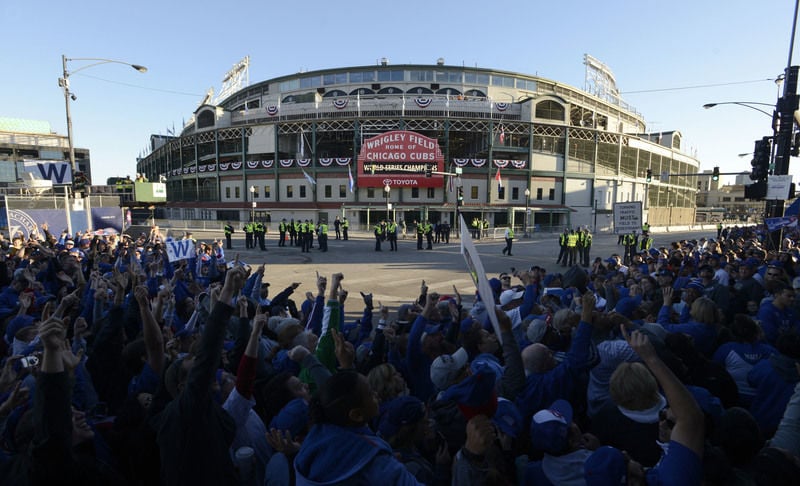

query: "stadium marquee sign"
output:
357 130 443 188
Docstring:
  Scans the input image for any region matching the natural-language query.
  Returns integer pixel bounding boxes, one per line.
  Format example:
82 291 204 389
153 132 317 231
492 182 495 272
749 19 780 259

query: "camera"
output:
21 355 39 368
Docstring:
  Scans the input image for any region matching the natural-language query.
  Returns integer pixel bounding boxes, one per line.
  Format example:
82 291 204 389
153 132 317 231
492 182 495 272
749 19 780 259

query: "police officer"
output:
425 220 434 250
387 219 398 251
374 220 384 251
223 221 234 250
471 218 480 239
318 220 328 252
334 216 341 240
639 231 654 253
502 226 514 256
416 220 424 250
556 228 569 265
256 220 267 251
289 219 297 246
580 228 593 267
300 220 311 253
278 218 287 247
244 221 254 249
342 217 349 241
565 229 578 266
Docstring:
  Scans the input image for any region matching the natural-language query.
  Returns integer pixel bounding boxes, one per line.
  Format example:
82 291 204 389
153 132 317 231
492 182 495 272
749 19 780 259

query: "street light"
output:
250 185 256 222
384 184 391 220
523 188 530 237
59 55 147 194
702 101 774 118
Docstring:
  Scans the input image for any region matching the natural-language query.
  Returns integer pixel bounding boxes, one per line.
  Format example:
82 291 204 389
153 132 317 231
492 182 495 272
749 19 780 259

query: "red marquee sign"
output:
357 131 444 188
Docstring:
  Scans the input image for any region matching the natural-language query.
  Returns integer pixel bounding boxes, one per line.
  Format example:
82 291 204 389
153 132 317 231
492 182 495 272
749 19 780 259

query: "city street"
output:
192 228 716 314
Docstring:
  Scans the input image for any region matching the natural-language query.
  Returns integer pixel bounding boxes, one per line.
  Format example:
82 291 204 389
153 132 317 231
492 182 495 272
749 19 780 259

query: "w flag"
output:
495 168 503 188
302 169 317 185
348 165 355 193
166 238 195 263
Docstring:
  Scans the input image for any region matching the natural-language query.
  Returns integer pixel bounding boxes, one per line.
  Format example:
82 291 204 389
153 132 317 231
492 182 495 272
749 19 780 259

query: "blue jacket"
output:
657 305 718 356
757 301 799 345
294 424 421 485
516 321 594 419
749 353 800 437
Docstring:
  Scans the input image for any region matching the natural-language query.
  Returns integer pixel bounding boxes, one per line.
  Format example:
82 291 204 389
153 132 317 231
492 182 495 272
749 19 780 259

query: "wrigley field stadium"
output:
136 55 702 232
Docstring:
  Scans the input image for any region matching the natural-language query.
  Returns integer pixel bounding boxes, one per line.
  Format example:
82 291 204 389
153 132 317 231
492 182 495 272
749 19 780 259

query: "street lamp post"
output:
59 55 147 194
250 185 256 222
384 184 391 220
523 188 530 237
702 101 775 118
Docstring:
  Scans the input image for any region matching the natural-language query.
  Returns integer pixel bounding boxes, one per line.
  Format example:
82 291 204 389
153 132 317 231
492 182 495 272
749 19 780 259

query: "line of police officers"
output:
556 227 593 267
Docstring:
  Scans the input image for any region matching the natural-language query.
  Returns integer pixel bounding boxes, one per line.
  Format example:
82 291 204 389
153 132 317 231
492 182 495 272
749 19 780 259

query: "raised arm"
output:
135 285 165 375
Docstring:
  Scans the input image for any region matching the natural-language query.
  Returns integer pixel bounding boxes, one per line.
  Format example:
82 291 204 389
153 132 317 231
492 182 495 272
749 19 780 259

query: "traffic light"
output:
425 166 432 178
744 181 767 200
457 186 464 202
750 136 771 181
645 169 652 183
712 167 719 181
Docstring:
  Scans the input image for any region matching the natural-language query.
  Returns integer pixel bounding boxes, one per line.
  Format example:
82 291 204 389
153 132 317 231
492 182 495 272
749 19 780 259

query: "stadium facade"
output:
136 58 701 231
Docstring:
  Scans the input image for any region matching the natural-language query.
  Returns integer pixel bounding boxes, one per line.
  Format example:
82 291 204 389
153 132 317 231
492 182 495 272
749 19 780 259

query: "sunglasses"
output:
659 409 676 429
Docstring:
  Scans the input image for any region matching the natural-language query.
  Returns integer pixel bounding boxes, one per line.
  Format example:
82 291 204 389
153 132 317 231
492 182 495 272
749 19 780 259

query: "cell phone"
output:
21 355 39 368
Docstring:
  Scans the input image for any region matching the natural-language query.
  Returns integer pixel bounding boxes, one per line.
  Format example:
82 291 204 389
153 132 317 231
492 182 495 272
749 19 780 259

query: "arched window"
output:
535 100 565 121
197 110 215 129
406 86 433 94
672 133 681 150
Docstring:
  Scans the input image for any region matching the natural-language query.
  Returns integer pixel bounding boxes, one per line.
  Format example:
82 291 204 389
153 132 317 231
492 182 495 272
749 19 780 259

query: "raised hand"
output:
331 328 355 369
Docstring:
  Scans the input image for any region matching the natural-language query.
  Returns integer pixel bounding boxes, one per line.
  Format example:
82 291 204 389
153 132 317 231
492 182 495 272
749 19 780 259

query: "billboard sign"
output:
357 131 444 188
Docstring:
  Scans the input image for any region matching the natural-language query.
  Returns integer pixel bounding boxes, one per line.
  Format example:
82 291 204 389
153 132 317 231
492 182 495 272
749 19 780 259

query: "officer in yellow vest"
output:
223 221 234 250
416 220 425 250
556 228 569 265
278 219 287 247
639 231 654 253
565 229 578 266
342 217 349 241
642 221 650 233
374 220 384 251
387 220 398 251
502 226 515 256
580 228 593 267
425 220 434 250
300 220 311 253
244 222 254 249
255 221 267 251
317 221 328 252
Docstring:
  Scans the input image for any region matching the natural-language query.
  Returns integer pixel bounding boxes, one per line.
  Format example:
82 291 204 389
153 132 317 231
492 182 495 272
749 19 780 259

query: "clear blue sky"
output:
2 0 797 186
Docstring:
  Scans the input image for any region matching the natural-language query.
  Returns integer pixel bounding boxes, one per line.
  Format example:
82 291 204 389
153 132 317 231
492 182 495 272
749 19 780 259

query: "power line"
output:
621 78 775 95
76 73 203 97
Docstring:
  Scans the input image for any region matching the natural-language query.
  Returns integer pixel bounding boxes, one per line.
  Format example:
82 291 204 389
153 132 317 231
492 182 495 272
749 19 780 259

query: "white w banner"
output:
165 238 195 262
23 160 72 184
459 215 502 343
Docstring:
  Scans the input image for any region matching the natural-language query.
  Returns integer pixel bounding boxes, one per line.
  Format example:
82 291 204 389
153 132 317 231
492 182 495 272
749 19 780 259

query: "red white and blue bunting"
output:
246 160 260 169
230 162 242 170
332 99 349 110
414 98 432 108
267 106 279 116
495 102 509 112
471 159 486 167
296 159 311 167
279 159 294 168
219 163 230 171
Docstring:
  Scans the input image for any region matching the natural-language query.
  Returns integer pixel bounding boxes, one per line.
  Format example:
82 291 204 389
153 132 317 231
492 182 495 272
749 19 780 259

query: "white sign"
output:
165 238 195 262
22 160 72 184
459 215 502 343
767 175 793 200
613 201 643 234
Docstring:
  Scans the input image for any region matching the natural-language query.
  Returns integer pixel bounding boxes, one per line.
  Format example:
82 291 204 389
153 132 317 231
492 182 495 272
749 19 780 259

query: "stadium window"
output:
535 100 565 121
286 186 293 198
300 186 307 198
252 187 259 198
470 186 478 200
411 188 419 199
225 187 231 199
324 185 332 198
427 188 435 198
367 188 375 198
235 187 240 199
264 185 270 198
548 189 555 200
537 188 543 200
339 185 346 197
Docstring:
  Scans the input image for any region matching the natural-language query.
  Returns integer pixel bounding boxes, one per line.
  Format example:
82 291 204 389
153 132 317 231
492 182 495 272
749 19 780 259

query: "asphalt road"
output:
191 228 716 314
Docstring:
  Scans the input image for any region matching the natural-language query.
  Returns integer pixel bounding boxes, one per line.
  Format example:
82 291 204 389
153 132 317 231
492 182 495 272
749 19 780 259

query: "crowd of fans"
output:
0 222 799 485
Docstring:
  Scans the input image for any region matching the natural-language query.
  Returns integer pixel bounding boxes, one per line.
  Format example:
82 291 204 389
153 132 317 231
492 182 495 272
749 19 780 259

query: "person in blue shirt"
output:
757 283 798 345
294 370 421 485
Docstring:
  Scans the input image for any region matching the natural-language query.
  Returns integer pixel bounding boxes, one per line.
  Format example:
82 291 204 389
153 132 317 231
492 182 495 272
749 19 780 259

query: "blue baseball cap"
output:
530 399 573 455
378 396 426 439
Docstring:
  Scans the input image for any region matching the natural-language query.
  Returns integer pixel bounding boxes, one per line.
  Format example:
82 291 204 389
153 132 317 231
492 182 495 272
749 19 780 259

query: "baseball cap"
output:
430 348 468 391
470 353 504 387
683 279 705 292
377 396 426 439
605 258 618 264
269 398 309 439
492 398 523 438
530 399 573 455
499 289 524 306
441 364 498 420
584 446 627 486
526 318 548 344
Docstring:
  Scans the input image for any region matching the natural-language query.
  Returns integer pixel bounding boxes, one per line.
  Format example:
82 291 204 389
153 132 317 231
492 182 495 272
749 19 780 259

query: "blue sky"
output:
2 0 797 186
